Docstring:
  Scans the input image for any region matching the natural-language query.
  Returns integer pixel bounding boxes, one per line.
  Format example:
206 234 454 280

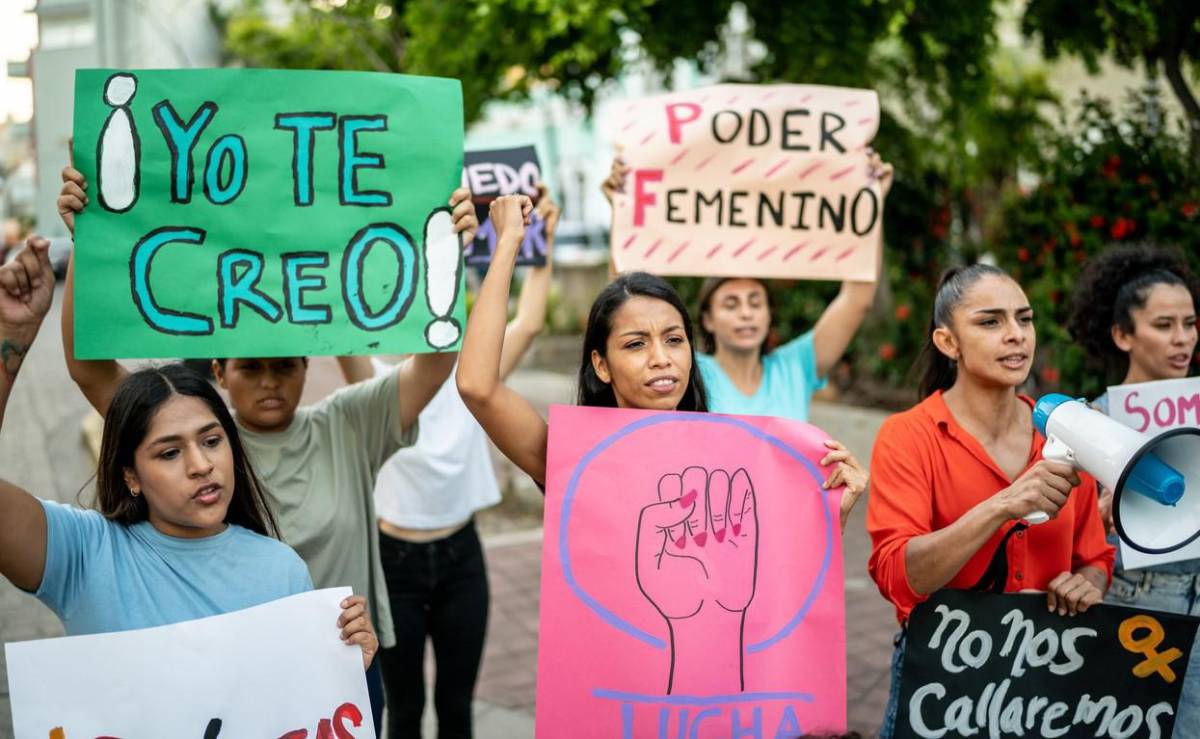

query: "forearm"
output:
458 234 521 402
499 263 551 379
61 255 124 414
0 328 37 431
0 328 48 591
336 355 375 385
396 350 456 429
904 497 1010 596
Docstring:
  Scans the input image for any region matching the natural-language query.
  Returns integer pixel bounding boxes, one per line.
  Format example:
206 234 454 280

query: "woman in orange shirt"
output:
866 263 1114 737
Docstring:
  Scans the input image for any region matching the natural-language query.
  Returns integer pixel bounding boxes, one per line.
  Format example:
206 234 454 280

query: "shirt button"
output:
1015 572 1024 581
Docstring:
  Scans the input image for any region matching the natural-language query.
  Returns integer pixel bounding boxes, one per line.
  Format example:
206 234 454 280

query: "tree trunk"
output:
1161 49 1200 166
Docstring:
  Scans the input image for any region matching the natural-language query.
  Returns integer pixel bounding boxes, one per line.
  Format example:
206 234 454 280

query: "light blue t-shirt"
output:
34 500 313 636
697 330 827 421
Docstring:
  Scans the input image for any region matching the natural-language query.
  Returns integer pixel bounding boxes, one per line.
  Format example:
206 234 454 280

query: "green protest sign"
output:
71 68 465 359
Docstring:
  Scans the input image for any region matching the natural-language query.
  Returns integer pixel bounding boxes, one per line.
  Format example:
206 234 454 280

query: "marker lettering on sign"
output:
97 73 141 212
152 100 216 203
1121 389 1200 432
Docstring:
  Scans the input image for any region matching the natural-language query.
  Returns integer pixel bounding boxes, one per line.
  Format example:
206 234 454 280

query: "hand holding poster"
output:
607 83 885 281
537 405 846 738
1106 376 1200 570
462 145 548 266
72 68 465 359
5 588 374 737
895 590 1199 739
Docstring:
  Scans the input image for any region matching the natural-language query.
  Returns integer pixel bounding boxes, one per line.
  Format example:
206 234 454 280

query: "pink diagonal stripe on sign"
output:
858 117 874 125
731 158 756 175
640 131 655 145
763 159 789 179
799 162 824 180
727 95 740 105
761 90 776 102
643 238 664 259
801 94 813 103
621 120 637 132
835 247 857 262
809 247 830 261
784 242 810 261
667 241 691 263
670 149 691 166
829 165 855 181
732 238 756 257
757 245 778 261
706 243 724 259
621 234 638 250
695 154 717 171
845 99 861 108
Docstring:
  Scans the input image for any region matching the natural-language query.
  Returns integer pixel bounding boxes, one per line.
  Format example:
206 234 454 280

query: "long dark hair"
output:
96 364 280 537
915 263 1010 399
577 271 708 412
1067 243 1200 382
696 276 774 355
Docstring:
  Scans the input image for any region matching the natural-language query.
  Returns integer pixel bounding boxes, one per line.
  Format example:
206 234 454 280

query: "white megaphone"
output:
1032 393 1200 554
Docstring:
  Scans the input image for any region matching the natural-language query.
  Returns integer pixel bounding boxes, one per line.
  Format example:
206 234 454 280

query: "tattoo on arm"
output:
0 339 30 379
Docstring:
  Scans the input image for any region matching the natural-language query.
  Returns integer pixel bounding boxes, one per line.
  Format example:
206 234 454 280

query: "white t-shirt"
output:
371 359 501 528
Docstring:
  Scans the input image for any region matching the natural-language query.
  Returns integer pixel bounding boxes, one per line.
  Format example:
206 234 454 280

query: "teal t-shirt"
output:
34 500 313 636
697 330 827 421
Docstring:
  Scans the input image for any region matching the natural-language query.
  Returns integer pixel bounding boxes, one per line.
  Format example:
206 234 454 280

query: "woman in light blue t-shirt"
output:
0 239 377 667
694 154 892 423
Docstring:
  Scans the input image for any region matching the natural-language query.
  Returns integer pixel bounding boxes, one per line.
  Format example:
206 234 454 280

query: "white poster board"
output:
1107 377 1200 569
5 587 374 738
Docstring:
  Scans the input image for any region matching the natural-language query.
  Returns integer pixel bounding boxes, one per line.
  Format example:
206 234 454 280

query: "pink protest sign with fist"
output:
537 406 847 738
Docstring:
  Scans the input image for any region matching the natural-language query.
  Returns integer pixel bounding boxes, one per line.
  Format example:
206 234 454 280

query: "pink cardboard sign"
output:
537 405 847 738
608 83 883 282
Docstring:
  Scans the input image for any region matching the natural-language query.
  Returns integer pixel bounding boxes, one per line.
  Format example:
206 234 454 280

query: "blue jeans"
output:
879 631 906 739
1105 567 1200 738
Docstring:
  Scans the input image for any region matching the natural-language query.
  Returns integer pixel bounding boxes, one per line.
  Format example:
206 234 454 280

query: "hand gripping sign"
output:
538 405 847 738
607 83 884 282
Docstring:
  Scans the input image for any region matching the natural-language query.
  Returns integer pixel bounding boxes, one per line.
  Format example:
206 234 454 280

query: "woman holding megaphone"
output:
866 263 1113 738
1067 243 1200 735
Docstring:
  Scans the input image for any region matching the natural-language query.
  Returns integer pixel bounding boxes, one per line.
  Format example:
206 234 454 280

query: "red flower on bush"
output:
1101 154 1121 179
895 304 911 321
1017 247 1030 262
1110 217 1137 240
1089 214 1106 228
879 344 896 361
1041 366 1061 384
1182 202 1199 219
1137 172 1154 186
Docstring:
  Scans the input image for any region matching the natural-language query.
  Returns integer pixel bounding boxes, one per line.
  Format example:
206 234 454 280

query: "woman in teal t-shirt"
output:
0 238 377 666
602 154 892 422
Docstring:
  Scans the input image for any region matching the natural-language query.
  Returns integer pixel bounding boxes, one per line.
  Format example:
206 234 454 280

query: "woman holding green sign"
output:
0 238 379 668
1067 243 1200 735
58 166 478 734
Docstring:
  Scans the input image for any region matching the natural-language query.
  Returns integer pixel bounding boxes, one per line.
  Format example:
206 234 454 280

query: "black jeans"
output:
379 520 489 739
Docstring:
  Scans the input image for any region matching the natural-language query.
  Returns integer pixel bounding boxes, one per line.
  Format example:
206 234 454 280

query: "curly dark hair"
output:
1066 243 1200 382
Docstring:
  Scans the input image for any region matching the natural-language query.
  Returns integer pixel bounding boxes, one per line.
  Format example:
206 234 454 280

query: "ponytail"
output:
915 263 1008 399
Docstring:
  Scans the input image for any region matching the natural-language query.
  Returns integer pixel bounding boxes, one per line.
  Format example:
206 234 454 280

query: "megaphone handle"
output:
1024 435 1075 525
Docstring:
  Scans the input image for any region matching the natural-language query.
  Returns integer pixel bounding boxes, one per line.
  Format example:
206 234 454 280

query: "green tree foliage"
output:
993 89 1200 398
1023 0 1200 160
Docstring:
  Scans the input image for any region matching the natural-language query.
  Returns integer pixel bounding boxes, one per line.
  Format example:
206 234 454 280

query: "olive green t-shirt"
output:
239 371 415 648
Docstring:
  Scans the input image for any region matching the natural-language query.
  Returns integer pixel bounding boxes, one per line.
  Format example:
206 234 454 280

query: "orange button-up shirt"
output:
867 391 1114 623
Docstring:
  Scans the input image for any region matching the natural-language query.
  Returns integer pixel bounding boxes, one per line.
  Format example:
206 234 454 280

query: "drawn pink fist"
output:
635 466 759 693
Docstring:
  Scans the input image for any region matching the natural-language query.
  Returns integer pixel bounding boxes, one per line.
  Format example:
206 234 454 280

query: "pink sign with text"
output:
536 405 846 738
607 83 883 281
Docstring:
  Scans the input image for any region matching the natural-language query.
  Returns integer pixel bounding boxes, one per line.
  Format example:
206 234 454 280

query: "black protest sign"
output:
896 590 1199 739
462 145 547 266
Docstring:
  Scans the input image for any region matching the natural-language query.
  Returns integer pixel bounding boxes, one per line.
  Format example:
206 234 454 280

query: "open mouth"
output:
258 397 285 410
998 354 1028 369
646 376 679 394
1169 353 1191 369
193 483 222 505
